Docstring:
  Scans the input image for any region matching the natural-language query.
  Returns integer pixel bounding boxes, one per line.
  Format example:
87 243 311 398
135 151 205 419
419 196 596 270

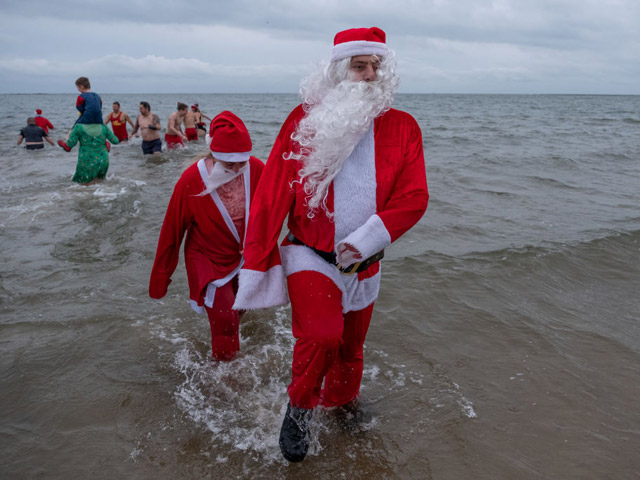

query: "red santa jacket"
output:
233 105 428 310
149 156 264 308
35 116 54 133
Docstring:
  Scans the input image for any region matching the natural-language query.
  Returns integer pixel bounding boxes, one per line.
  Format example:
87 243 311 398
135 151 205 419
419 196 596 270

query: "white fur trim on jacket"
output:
331 40 389 62
233 266 289 310
336 214 391 266
189 259 245 314
210 151 251 162
333 122 376 244
281 244 381 313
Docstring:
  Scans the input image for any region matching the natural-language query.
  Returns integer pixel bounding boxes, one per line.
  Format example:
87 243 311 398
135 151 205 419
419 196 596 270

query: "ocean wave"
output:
457 229 640 265
527 175 579 189
389 229 640 284
470 188 516 197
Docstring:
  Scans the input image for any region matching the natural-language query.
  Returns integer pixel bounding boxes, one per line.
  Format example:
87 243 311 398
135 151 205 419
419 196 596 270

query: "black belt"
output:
286 232 384 275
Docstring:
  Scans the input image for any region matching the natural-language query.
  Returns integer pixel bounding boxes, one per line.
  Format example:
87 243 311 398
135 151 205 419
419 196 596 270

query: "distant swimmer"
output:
183 106 198 142
17 117 54 149
34 109 54 133
130 101 162 155
192 104 211 138
165 103 188 149
104 102 135 142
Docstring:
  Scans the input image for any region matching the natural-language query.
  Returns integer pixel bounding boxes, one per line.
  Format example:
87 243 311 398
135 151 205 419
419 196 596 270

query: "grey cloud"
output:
1 0 639 94
9 0 638 46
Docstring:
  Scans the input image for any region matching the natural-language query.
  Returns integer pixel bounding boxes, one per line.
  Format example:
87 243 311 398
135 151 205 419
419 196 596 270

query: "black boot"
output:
333 399 372 432
279 402 312 462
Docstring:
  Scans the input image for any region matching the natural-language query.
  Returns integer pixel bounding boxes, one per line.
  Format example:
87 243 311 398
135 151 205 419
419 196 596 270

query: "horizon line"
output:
2 92 639 96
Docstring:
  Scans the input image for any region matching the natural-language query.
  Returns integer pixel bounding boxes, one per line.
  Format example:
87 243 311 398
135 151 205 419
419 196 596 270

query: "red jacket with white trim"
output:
234 105 428 310
149 156 264 307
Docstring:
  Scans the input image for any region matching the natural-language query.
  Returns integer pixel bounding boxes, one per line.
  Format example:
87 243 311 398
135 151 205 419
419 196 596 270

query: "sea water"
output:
1 93 639 479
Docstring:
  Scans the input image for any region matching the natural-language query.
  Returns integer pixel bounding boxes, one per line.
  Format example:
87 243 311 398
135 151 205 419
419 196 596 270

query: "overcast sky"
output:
1 0 638 94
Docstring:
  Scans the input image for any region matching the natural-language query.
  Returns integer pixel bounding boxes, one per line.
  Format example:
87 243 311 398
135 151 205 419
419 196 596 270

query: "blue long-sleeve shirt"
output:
76 92 103 124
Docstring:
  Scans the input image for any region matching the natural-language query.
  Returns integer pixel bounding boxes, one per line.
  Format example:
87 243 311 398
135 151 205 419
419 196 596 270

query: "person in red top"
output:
232 27 429 462
104 102 135 142
34 109 54 133
149 111 264 361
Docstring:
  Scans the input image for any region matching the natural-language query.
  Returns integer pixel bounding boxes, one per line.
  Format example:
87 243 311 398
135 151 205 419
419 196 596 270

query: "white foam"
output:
93 186 128 201
1 191 64 223
129 446 142 461
451 382 478 419
460 398 478 418
144 306 480 466
167 307 295 463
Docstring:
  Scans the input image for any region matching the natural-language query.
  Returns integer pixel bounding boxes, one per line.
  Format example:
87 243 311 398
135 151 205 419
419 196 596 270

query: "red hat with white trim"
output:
330 27 389 62
208 111 252 162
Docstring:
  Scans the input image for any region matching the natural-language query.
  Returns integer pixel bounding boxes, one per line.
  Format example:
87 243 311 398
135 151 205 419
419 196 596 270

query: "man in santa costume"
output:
149 111 264 361
34 109 54 134
233 26 429 462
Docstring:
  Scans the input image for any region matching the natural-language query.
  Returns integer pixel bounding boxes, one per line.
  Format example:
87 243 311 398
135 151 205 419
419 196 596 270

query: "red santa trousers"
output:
204 277 240 361
286 270 374 409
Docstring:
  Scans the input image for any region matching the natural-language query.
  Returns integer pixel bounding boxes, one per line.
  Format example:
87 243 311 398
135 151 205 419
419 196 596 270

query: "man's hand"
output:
336 242 363 266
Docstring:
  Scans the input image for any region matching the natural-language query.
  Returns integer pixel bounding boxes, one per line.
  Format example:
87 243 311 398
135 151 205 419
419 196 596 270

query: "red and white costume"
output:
34 109 54 133
234 104 428 407
149 156 263 308
150 111 263 360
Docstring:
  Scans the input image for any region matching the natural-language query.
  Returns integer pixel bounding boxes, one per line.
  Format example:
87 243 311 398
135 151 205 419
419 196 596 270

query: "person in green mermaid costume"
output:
58 123 119 185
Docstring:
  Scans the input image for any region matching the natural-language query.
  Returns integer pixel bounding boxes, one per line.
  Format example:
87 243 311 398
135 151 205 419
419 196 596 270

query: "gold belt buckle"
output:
338 262 361 275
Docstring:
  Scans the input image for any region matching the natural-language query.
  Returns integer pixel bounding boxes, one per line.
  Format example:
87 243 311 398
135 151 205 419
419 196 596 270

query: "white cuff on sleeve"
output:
336 214 391 261
232 266 289 310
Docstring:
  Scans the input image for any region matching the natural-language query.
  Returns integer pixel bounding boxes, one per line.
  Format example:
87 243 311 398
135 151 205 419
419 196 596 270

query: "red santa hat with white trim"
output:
330 27 389 62
207 111 252 162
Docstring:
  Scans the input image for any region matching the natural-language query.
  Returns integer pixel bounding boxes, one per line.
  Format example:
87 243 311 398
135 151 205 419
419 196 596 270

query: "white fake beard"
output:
199 160 247 195
291 77 395 217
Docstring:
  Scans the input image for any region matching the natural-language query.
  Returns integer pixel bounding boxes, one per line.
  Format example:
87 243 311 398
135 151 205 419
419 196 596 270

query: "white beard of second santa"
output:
202 160 247 194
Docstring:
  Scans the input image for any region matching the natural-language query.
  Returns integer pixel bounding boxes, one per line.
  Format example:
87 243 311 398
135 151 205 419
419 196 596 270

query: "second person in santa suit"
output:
149 111 264 361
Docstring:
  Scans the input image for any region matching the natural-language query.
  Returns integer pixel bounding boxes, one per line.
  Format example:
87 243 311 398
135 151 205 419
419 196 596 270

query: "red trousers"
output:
165 134 184 149
184 127 198 141
287 271 374 409
204 278 240 361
